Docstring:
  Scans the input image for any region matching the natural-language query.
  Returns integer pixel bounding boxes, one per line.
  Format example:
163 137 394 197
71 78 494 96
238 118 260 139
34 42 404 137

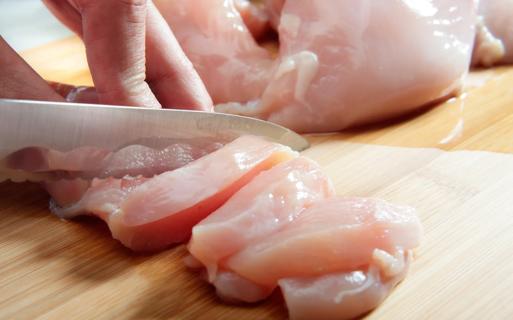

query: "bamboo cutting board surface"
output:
1 36 513 319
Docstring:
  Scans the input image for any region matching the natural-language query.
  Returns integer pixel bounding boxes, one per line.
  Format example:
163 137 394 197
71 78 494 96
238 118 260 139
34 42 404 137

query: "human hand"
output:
42 0 213 110
0 36 66 102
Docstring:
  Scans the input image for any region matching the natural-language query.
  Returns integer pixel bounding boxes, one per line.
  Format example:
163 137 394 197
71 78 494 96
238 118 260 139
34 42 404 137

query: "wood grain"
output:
1 36 513 319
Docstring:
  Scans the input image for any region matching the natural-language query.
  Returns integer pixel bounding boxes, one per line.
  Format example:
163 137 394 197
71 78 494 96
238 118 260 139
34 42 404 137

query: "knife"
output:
0 99 309 181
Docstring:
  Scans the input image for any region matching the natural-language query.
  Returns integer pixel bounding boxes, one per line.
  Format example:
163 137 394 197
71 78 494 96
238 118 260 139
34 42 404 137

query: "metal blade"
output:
0 99 308 157
0 99 309 181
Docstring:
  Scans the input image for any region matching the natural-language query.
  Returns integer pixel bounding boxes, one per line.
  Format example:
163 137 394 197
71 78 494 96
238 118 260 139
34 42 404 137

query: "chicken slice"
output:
3 138 224 179
188 157 335 281
279 249 412 320
50 136 296 251
190 195 421 318
226 197 422 288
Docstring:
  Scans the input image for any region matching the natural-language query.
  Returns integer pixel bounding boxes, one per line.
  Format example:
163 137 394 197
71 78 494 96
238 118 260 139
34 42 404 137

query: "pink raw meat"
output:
188 192 421 318
50 136 296 251
473 0 513 66
218 0 477 132
154 0 274 103
155 0 476 132
226 197 422 287
279 250 412 320
188 157 335 282
3 138 224 179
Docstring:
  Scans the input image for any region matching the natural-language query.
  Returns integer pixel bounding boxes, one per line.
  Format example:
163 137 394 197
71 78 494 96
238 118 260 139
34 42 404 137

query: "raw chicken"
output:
154 0 274 103
33 133 422 318
155 0 476 132
4 146 110 174
217 0 477 132
473 0 513 66
226 197 422 287
50 136 296 251
3 138 224 179
279 250 411 320
188 157 335 283
189 194 422 318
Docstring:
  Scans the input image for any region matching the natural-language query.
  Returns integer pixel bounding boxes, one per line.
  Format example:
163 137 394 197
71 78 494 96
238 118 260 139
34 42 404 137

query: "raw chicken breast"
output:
188 157 335 281
51 136 296 251
279 250 412 320
226 197 422 287
218 0 477 132
473 0 513 66
154 0 274 103
190 195 422 318
4 146 110 173
3 138 224 179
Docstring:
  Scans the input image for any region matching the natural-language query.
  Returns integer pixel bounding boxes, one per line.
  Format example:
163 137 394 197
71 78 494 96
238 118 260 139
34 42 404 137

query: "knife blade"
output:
0 99 309 181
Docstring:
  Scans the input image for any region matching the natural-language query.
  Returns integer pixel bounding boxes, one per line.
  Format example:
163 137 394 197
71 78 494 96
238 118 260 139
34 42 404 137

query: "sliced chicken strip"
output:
226 197 422 288
50 136 296 251
189 157 335 281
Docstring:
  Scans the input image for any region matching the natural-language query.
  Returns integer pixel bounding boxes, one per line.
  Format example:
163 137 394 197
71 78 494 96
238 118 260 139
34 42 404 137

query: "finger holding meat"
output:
43 0 212 110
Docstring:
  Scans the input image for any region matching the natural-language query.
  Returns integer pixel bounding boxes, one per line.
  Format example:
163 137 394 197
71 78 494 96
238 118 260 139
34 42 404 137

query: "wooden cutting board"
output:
1 36 513 319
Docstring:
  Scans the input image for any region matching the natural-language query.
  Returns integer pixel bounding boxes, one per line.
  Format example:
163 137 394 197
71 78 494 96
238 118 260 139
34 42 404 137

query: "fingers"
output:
42 0 83 36
43 0 213 110
0 37 64 101
73 0 161 107
145 1 213 111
